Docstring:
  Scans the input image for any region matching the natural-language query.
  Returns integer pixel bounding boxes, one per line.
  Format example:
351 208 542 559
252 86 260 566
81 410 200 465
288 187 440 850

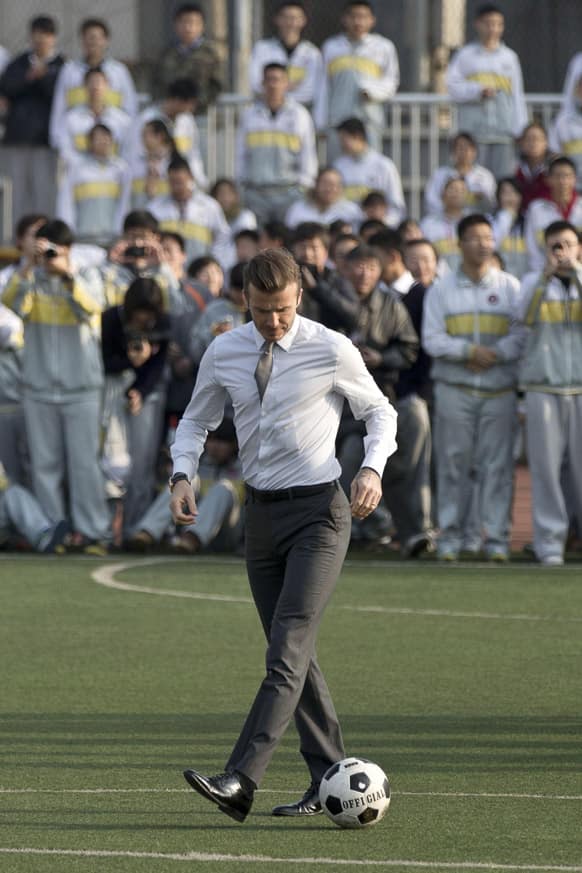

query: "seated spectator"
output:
52 68 132 165
130 78 206 188
156 3 222 114
361 190 391 224
148 156 231 266
549 74 582 185
129 120 178 210
0 468 68 554
515 122 553 212
235 62 317 225
249 1 322 109
524 156 582 271
285 167 362 228
2 219 109 554
491 178 528 278
329 231 360 274
56 123 131 246
421 177 468 273
234 229 260 265
333 117 405 226
210 178 258 238
424 132 496 216
101 277 170 534
398 218 423 243
189 262 248 365
258 220 290 250
188 255 225 299
50 17 137 146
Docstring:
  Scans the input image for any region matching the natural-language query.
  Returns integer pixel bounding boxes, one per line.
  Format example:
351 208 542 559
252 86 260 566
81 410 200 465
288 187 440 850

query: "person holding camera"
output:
101 277 171 537
518 220 582 566
1 219 110 554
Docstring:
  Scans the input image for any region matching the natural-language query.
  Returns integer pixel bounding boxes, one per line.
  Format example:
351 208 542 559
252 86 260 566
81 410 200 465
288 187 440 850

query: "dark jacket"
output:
156 40 222 111
299 269 360 332
394 281 432 402
0 51 64 145
101 305 170 400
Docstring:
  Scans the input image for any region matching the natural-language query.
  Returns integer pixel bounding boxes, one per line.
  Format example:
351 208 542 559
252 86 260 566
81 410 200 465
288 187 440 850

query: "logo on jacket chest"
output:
487 293 499 305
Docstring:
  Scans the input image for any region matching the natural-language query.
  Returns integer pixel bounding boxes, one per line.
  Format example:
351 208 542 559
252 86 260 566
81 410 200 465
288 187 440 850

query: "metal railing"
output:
206 92 563 219
0 175 13 244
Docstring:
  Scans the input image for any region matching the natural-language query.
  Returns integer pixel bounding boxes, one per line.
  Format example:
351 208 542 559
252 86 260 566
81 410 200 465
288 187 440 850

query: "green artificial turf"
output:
0 555 581 872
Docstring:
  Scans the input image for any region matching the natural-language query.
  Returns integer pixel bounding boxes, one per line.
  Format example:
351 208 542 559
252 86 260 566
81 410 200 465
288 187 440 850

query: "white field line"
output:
0 848 582 871
1 787 581 801
90 560 582 623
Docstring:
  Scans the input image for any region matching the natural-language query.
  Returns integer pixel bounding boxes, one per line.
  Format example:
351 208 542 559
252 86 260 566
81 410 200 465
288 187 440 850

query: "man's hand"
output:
170 479 198 525
466 344 497 372
350 467 382 519
358 345 382 369
127 388 143 415
35 239 72 277
481 87 496 99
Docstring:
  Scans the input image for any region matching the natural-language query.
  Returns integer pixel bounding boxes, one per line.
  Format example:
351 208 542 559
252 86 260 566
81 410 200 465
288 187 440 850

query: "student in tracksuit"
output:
446 4 528 179
549 75 582 186
524 157 582 272
314 0 399 160
1 220 109 552
422 213 524 562
518 220 582 566
236 62 317 226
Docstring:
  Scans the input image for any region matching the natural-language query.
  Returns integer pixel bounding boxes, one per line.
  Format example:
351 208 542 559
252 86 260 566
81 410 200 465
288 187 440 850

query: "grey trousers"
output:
0 404 28 485
123 390 166 536
226 482 351 787
241 184 303 226
0 484 54 549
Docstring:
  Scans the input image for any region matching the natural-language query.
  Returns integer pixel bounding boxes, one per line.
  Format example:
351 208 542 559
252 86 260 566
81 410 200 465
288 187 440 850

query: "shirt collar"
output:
251 311 301 352
390 270 415 295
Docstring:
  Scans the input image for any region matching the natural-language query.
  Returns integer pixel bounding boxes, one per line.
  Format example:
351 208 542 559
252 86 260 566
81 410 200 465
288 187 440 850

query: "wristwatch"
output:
169 472 190 492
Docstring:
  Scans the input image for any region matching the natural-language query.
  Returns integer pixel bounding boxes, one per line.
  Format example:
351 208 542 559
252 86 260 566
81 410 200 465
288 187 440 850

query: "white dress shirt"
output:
171 314 397 489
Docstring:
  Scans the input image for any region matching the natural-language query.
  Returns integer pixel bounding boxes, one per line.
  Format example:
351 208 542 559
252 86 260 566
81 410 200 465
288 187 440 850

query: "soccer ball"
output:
319 757 390 829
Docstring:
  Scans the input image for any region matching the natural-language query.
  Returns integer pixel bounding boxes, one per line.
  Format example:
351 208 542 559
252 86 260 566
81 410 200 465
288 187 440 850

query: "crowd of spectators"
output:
0 1 581 565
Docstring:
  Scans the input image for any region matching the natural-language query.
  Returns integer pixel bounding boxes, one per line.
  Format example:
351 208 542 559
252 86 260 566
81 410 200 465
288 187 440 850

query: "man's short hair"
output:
243 248 301 295
35 219 74 248
263 62 288 77
368 228 404 259
188 255 222 277
123 210 159 234
235 228 260 244
475 3 503 17
361 190 388 209
80 18 110 37
174 3 204 19
230 262 246 291
88 122 113 140
452 131 478 150
457 213 493 241
359 218 386 238
548 156 577 176
84 67 107 83
345 244 383 266
336 117 367 140
15 213 48 240
544 220 579 242
275 1 307 13
160 230 186 251
260 220 290 247
405 238 439 261
293 222 330 249
30 15 57 34
168 155 193 176
167 78 199 102
343 1 374 12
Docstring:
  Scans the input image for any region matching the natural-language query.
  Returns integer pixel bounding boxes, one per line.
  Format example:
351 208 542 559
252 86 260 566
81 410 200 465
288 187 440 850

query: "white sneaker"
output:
541 555 564 567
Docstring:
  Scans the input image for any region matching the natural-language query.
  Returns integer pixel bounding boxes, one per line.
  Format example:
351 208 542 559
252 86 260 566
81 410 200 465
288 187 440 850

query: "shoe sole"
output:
183 770 249 822
272 806 323 816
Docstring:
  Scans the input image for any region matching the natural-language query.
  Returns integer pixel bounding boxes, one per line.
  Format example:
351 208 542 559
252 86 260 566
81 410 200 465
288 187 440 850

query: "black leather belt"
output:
246 481 337 503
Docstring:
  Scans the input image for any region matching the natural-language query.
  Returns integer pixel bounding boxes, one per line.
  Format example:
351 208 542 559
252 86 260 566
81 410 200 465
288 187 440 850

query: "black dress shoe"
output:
183 769 254 822
272 782 322 816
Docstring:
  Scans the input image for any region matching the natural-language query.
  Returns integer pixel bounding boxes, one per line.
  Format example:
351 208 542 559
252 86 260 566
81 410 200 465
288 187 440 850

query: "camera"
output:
44 246 58 259
125 245 147 259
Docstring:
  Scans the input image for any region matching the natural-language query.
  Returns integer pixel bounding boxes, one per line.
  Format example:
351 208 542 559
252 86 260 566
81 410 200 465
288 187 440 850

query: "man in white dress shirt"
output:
170 248 397 822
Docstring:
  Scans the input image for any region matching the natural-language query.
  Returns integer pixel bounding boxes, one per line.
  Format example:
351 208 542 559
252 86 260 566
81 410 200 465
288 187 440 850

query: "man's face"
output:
263 68 289 104
338 130 365 156
475 12 504 44
31 29 56 58
459 223 496 268
405 243 438 287
333 239 359 277
342 5 375 41
169 169 194 203
244 281 302 342
315 171 342 206
452 137 476 167
549 165 577 201
174 11 204 45
89 128 113 159
275 5 306 43
86 71 108 100
545 229 581 275
293 237 328 272
443 179 467 210
161 236 186 276
347 257 382 297
81 26 108 60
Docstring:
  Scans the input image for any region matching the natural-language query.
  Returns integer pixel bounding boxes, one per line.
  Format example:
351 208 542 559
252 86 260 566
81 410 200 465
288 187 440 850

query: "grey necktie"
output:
254 341 274 402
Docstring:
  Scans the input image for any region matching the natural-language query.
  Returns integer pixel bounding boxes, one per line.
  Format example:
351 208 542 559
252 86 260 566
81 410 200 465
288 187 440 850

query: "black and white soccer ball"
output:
319 757 390 829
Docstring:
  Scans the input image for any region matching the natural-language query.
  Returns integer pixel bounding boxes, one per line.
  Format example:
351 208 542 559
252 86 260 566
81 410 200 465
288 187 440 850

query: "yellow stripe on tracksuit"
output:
131 178 169 196
11 292 101 326
246 131 301 152
288 66 306 84
66 86 123 109
467 72 513 94
73 181 121 201
434 238 460 256
563 139 582 156
328 55 382 79
445 312 510 336
344 184 370 202
500 236 526 254
158 220 212 244
537 300 582 323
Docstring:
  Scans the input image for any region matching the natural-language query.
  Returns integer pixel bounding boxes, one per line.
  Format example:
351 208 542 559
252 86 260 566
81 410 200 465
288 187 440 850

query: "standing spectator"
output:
422 214 523 562
285 167 362 229
491 178 528 279
514 122 553 213
314 0 399 159
524 157 582 272
1 219 109 553
421 177 468 274
148 156 231 266
156 3 222 114
249 2 323 109
0 16 64 218
236 63 317 225
189 262 248 365
333 117 405 226
0 303 25 485
562 52 582 113
446 3 528 178
56 123 131 246
50 17 137 145
210 178 257 270
549 75 582 185
0 471 68 555
130 79 206 189
52 68 132 166
424 132 496 216
518 220 582 566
